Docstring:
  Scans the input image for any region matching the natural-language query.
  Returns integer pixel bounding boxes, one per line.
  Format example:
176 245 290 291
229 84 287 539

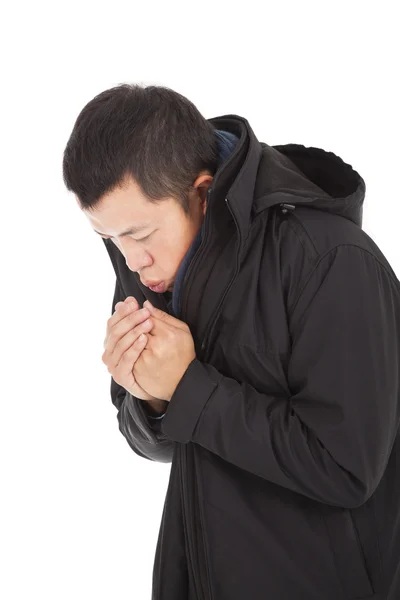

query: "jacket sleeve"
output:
109 278 174 463
160 245 400 507
148 412 167 420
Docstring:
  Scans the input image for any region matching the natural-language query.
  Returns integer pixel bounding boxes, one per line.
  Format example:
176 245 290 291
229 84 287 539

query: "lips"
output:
143 280 166 293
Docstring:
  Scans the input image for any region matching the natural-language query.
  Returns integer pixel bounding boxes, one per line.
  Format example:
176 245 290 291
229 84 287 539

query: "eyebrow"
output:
94 224 150 238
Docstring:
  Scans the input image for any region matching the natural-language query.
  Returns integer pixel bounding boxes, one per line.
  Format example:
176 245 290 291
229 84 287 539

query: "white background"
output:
1 1 399 598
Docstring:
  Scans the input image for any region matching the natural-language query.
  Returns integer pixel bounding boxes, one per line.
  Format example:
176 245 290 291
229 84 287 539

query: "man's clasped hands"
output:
102 296 196 403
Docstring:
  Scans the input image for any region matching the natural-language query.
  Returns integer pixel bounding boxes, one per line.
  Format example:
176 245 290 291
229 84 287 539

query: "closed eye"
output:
101 233 152 242
136 234 152 242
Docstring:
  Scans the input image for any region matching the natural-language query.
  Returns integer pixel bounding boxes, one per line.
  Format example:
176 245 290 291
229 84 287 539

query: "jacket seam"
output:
318 511 346 598
349 510 374 586
369 498 384 581
285 214 319 260
290 243 400 317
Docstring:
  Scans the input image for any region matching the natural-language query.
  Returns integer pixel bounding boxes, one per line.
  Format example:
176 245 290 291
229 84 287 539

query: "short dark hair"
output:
62 83 219 216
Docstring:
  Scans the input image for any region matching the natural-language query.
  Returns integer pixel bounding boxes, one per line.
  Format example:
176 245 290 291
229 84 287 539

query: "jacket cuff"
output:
139 399 167 420
160 358 221 443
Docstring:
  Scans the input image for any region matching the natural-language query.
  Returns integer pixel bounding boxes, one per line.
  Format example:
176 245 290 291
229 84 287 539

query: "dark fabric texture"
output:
102 114 400 599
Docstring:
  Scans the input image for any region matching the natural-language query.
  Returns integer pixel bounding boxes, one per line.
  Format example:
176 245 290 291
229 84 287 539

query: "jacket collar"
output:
206 115 264 257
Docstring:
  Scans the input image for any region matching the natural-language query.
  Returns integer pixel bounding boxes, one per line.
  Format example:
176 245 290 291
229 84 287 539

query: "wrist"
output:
145 399 168 416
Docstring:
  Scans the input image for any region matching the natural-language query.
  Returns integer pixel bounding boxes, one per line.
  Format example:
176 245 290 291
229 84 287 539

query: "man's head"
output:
62 84 219 292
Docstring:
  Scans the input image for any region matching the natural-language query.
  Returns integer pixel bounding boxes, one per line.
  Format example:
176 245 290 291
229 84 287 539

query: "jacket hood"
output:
256 141 366 228
208 115 366 229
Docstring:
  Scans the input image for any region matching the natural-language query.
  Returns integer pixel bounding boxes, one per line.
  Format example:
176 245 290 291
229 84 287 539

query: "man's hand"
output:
133 301 196 401
102 296 159 401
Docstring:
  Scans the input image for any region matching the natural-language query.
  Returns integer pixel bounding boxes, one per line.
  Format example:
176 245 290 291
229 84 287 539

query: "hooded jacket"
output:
103 114 400 600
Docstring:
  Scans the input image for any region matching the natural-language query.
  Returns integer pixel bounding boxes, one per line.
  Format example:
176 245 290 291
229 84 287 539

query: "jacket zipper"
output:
179 445 204 599
179 194 242 600
201 197 241 357
178 188 215 600
181 187 214 319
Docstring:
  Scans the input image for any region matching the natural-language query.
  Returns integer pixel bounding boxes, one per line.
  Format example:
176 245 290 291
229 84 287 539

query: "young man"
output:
63 84 400 600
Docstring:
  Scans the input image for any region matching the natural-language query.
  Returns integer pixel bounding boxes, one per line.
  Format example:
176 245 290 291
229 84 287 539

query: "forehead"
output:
77 175 187 238
79 180 153 230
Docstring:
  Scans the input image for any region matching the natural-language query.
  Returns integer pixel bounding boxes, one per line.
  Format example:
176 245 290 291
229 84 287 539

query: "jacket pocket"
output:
318 504 375 599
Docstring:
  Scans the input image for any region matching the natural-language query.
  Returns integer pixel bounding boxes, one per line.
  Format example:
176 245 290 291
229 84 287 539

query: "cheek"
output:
149 240 170 266
153 227 195 271
161 242 181 266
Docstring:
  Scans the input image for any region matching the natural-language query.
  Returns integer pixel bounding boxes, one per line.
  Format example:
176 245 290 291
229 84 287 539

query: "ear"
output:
192 173 213 215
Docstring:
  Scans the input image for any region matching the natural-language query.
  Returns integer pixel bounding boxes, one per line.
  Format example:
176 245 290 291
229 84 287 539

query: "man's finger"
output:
107 296 139 336
143 301 188 331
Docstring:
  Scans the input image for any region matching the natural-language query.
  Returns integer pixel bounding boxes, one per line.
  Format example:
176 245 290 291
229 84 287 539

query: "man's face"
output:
80 173 212 293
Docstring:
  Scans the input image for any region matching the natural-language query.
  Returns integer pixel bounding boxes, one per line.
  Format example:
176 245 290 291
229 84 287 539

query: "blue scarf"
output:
165 129 239 317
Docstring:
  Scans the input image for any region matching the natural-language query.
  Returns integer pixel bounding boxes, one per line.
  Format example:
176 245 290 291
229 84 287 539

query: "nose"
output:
124 247 152 273
114 237 152 272
126 256 151 273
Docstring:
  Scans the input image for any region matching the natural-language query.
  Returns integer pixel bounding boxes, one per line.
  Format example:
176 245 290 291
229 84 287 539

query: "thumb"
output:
143 300 188 331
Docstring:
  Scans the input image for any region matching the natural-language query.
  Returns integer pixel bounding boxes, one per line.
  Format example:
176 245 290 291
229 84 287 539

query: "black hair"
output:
62 83 219 216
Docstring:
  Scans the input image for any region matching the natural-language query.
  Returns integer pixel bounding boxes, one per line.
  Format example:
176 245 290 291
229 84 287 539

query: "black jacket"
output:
103 115 400 600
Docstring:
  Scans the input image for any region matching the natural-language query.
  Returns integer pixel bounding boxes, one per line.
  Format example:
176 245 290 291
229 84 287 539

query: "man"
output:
63 84 400 599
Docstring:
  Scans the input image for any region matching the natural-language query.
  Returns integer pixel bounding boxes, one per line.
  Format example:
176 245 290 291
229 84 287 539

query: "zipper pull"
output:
280 203 296 214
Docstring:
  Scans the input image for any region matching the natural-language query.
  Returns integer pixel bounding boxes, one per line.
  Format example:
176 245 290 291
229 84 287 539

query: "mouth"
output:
143 281 166 293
